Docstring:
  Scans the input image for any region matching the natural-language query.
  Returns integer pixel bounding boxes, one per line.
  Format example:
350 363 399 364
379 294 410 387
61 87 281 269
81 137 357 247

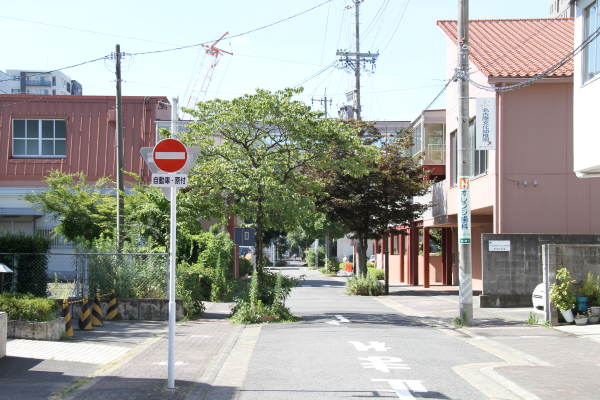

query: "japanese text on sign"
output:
476 98 496 150
151 174 188 187
458 177 471 244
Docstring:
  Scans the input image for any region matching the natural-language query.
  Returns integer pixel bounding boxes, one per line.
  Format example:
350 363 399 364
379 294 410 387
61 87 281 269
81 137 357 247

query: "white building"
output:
573 0 600 177
550 0 575 18
1 69 82 96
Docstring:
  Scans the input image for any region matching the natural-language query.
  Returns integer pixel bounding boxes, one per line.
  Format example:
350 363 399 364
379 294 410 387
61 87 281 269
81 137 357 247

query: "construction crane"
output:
184 32 233 117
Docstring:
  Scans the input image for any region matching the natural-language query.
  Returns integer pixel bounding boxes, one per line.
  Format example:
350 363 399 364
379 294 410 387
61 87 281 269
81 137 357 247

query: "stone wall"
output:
480 234 600 308
542 244 600 325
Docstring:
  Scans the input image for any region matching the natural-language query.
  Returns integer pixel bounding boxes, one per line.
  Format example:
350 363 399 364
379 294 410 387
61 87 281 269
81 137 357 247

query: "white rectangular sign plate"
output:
489 240 510 251
151 174 188 187
476 98 496 150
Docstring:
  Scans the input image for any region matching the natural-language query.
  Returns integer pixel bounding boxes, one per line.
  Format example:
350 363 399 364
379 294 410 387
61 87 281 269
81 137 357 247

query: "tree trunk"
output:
254 218 264 286
355 233 368 276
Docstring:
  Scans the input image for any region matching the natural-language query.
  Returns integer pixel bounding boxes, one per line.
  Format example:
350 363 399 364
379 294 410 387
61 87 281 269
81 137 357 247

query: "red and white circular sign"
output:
153 139 188 173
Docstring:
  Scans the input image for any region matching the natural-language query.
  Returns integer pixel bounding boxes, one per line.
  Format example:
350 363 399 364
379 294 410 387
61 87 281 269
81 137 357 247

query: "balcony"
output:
25 79 52 87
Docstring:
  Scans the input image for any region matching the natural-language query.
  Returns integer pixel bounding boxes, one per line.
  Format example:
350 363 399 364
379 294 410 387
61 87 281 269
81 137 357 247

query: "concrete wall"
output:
0 312 6 359
480 234 600 307
542 244 600 325
58 298 184 321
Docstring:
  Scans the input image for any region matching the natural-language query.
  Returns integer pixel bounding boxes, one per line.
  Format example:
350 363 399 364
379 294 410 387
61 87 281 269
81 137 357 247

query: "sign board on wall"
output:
489 240 510 251
476 98 496 150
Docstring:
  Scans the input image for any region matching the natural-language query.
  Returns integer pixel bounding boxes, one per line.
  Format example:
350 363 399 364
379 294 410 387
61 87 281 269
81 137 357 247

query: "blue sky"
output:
0 0 549 121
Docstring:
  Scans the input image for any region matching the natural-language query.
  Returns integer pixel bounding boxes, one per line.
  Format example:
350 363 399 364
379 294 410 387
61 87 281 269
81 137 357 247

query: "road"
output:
238 262 499 399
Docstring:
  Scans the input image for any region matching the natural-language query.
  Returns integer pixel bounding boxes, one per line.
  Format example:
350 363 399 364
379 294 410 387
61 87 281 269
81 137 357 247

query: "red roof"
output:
437 18 574 78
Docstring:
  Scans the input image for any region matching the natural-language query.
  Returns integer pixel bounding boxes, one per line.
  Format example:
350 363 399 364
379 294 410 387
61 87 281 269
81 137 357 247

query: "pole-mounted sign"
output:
153 138 188 173
141 138 199 389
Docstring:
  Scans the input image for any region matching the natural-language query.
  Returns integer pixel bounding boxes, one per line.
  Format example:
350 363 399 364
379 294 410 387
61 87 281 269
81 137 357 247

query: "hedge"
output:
0 293 59 322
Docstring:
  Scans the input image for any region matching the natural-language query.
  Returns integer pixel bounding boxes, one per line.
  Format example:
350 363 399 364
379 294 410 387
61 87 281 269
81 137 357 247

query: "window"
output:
451 131 457 186
244 231 250 241
12 119 67 157
11 89 21 94
584 1 600 83
52 76 56 86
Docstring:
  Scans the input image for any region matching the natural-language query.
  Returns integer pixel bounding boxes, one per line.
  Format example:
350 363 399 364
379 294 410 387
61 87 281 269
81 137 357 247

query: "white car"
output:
368 255 375 263
532 283 545 309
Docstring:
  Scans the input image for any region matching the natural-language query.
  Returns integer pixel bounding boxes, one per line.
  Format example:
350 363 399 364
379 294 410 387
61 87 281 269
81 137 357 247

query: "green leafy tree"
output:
180 87 373 285
312 123 431 276
24 171 115 243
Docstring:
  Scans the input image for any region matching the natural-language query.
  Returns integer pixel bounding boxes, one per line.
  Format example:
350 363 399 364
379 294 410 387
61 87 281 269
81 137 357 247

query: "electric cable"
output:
0 57 108 83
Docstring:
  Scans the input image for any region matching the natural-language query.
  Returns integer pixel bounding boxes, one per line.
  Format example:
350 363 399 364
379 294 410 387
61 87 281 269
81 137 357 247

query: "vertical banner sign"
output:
458 177 471 244
476 98 496 150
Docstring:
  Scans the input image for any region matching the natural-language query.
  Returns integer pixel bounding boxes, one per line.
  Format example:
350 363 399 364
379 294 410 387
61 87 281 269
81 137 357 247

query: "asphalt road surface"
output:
238 263 498 399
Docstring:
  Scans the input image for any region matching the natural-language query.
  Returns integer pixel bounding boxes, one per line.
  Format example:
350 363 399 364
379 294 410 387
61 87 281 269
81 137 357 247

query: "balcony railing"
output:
25 79 52 87
422 144 445 165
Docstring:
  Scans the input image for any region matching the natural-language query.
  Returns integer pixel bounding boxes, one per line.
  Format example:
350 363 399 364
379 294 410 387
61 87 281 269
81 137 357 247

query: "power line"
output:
131 0 333 56
378 0 410 54
292 63 335 88
0 57 107 83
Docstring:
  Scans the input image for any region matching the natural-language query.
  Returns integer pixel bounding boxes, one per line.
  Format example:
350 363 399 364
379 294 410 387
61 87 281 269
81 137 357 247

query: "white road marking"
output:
326 315 349 325
7 339 130 365
157 361 189 366
373 379 427 399
360 356 410 372
348 341 390 352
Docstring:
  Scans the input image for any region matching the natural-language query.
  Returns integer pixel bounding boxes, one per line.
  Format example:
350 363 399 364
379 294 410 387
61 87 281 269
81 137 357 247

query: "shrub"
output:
366 262 375 269
0 231 52 297
345 274 385 296
231 269 304 323
549 268 576 313
0 293 59 322
176 262 211 319
367 267 385 280
579 272 596 297
210 253 238 302
239 258 252 276
306 247 326 268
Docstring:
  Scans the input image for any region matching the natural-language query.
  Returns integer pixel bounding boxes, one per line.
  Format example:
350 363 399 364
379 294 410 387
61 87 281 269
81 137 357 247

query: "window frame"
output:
583 0 600 84
12 118 67 158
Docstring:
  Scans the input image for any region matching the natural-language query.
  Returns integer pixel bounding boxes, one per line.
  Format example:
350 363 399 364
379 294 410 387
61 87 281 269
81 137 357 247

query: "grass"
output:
451 309 469 327
526 312 552 327
50 377 91 400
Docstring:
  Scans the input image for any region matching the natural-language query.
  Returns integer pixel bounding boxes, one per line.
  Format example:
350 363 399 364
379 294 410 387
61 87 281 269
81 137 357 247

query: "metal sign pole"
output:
167 183 177 389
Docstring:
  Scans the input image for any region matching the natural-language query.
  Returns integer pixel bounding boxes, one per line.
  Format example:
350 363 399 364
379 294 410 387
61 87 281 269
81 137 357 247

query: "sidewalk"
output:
380 283 600 399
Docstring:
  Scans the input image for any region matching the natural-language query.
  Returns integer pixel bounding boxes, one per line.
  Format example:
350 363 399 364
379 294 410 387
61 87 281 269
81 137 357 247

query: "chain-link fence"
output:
0 253 168 299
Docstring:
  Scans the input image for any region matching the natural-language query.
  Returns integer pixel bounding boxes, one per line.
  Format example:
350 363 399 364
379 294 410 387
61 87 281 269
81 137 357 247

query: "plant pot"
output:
575 317 588 326
561 309 575 323
588 316 600 324
576 296 588 311
591 306 600 317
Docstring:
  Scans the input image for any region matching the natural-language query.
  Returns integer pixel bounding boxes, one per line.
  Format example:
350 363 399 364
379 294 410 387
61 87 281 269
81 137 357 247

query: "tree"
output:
313 122 431 276
180 88 373 285
24 171 115 243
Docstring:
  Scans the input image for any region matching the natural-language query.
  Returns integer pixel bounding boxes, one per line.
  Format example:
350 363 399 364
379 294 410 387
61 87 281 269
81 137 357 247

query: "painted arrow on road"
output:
326 315 350 325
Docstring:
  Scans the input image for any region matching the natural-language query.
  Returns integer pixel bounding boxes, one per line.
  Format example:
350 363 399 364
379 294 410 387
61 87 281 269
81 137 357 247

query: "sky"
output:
0 0 549 122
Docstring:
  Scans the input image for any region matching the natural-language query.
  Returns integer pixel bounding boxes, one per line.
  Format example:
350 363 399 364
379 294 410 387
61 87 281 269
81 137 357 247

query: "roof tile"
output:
437 18 574 78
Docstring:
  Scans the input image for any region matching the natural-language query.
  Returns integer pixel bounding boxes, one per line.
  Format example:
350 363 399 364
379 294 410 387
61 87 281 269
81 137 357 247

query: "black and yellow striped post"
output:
62 299 73 337
76 295 93 330
106 290 118 320
91 293 104 327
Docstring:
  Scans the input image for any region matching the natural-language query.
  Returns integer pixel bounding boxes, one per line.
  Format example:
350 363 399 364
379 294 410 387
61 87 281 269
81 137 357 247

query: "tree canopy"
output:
180 87 375 283
311 122 431 276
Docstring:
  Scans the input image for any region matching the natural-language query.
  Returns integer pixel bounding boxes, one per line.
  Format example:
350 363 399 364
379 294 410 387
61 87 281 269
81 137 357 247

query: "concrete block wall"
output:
543 244 600 325
57 298 184 321
480 234 600 308
0 312 6 358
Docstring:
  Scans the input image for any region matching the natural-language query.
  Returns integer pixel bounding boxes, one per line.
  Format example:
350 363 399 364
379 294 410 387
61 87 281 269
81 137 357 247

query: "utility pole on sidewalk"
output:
312 89 333 266
457 0 473 325
115 44 124 251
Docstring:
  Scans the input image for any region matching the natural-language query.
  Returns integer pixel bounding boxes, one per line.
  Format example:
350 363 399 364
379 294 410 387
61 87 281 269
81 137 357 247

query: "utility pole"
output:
115 45 124 251
312 89 333 266
336 0 378 121
457 0 473 325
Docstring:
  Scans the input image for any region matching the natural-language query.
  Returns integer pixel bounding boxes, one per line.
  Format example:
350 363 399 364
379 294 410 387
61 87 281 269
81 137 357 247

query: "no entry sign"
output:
153 139 187 173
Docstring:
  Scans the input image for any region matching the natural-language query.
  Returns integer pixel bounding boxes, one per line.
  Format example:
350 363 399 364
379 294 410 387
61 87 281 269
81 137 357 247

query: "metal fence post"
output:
83 254 88 298
11 254 17 295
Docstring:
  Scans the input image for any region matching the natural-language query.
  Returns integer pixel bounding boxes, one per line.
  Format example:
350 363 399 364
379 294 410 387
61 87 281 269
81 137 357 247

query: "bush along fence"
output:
0 252 169 300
